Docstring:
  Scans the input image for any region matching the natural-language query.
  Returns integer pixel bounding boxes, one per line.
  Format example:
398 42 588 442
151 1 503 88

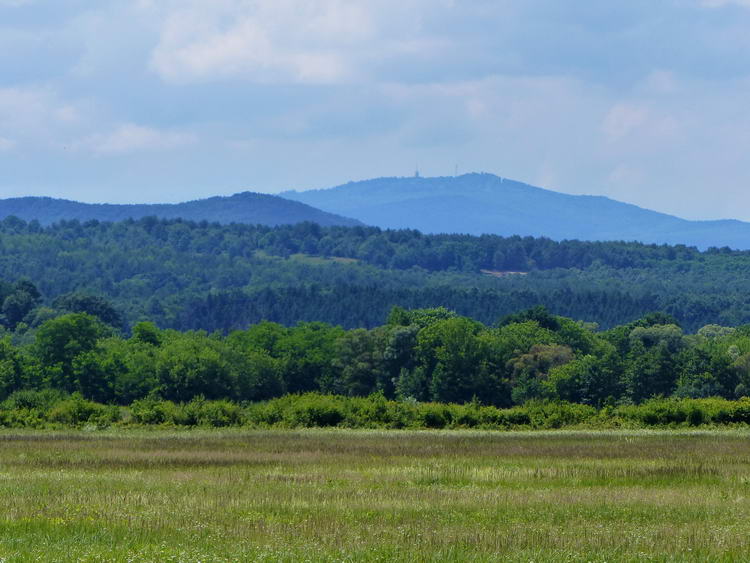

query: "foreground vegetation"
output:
6 391 750 430
1 300 750 408
0 429 748 561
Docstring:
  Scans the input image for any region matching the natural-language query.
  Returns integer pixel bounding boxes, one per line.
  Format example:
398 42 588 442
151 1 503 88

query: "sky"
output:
1 1 750 220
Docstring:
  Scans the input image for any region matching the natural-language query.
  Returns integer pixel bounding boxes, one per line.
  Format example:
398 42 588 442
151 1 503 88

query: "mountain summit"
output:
284 173 750 249
0 192 362 228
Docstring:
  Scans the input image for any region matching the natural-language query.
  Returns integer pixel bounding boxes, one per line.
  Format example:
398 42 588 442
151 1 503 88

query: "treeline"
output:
2 304 750 408
0 213 717 274
3 391 750 430
176 285 657 334
2 215 750 330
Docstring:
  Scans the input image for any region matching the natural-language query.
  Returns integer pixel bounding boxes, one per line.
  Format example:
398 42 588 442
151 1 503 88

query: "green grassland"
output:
0 430 748 561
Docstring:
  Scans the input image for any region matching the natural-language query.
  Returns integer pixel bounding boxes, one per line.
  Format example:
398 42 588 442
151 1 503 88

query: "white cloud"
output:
145 0 437 84
602 102 679 145
0 87 85 146
639 70 680 95
607 164 645 187
0 137 15 151
0 87 192 156
148 1 358 83
83 123 197 155
602 104 650 142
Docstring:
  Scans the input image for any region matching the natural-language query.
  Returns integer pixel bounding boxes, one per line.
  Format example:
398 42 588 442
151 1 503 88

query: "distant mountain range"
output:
3 173 750 249
284 173 750 249
0 192 362 228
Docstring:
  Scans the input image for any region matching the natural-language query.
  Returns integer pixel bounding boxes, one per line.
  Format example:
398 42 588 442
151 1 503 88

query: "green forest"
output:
1 215 750 334
0 299 748 410
1 215 750 418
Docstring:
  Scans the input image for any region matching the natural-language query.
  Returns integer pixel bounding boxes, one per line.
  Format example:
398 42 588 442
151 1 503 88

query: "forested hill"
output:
0 192 362 227
2 217 750 334
284 173 750 249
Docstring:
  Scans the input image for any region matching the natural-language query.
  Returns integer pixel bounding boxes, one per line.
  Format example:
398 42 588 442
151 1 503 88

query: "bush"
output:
47 393 120 427
281 394 346 428
7 392 750 430
2 389 67 411
342 393 394 428
418 403 450 429
245 400 285 427
181 397 245 427
129 397 180 425
522 401 598 429
687 406 704 426
451 404 481 428
615 398 725 427
0 408 46 428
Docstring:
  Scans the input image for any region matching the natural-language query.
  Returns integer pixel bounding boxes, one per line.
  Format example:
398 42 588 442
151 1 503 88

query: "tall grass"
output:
0 429 749 560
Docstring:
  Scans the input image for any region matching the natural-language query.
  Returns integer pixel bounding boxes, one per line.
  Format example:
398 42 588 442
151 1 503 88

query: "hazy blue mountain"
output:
0 192 362 227
284 173 750 249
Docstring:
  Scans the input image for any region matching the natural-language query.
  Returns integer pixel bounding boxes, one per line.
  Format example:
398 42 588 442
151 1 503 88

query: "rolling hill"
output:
0 192 362 227
283 173 750 249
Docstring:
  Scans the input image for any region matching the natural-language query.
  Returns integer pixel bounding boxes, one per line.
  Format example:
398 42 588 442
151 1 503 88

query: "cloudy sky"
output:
1 1 750 219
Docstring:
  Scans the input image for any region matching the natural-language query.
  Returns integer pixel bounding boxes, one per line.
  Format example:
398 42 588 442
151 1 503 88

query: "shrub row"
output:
3 392 750 430
0 390 120 428
242 394 598 430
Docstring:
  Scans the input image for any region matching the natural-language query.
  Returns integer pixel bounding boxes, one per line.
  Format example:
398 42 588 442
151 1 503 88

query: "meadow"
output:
0 430 748 561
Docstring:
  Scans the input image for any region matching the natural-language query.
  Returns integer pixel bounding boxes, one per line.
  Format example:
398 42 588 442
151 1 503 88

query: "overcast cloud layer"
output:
1 0 750 220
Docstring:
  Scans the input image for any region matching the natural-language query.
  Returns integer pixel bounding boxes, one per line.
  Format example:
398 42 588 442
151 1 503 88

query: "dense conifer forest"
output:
0 216 749 334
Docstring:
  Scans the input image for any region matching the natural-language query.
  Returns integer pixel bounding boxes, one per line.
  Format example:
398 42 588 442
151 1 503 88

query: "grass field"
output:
0 430 748 561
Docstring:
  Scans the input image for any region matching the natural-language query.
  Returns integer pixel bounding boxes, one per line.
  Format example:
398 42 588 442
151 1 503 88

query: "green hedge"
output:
3 392 750 430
